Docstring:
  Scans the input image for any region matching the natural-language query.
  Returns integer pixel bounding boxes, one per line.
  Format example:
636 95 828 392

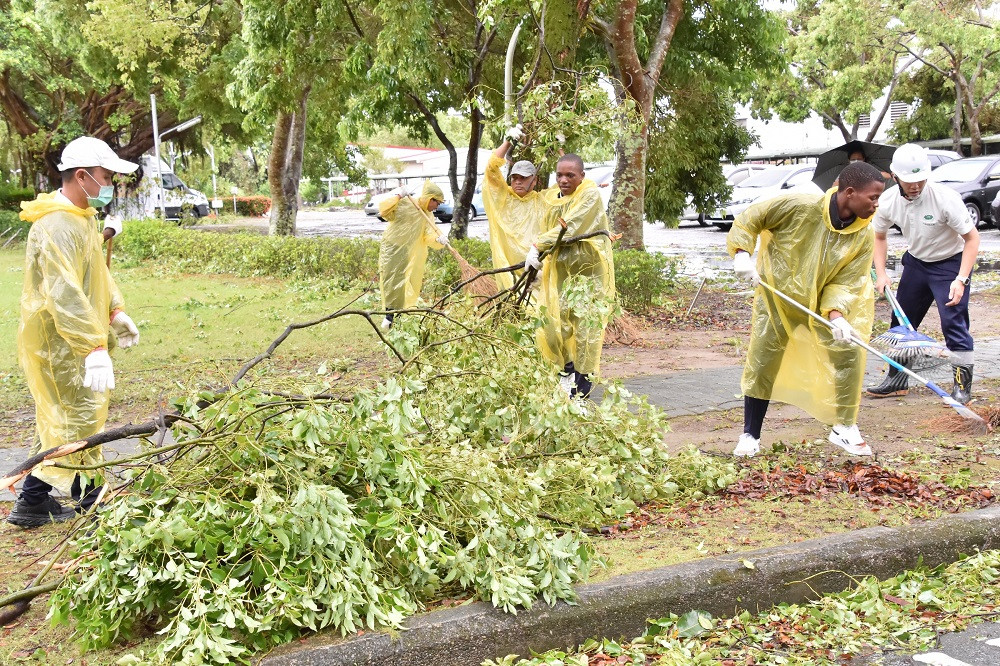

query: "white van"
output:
114 155 210 221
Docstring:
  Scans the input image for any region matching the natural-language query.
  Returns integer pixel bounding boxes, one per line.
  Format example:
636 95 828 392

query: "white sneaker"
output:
558 373 575 395
828 424 872 456
733 433 760 458
380 317 392 330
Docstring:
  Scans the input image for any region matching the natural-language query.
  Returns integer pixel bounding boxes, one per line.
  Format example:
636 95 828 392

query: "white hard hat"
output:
890 143 932 183
57 137 139 174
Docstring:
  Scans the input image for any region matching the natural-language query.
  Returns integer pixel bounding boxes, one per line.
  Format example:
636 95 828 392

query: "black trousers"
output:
20 473 102 510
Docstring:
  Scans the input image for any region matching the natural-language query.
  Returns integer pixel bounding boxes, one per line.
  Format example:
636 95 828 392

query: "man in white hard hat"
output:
8 137 140 527
868 143 980 404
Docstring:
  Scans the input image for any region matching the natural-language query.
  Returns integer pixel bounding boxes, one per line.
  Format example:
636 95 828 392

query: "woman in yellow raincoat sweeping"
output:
726 161 885 459
378 180 448 328
526 154 615 398
9 137 140 528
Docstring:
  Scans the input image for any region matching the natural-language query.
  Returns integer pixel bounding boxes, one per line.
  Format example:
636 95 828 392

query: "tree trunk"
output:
539 0 584 81
951 79 964 154
450 106 483 239
268 87 310 236
602 0 683 250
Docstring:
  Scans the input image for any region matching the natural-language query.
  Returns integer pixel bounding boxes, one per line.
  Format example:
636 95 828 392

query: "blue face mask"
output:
83 171 114 208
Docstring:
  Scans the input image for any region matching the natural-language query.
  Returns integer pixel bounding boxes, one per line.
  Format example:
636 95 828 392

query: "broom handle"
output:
105 237 113 269
758 280 984 424
883 287 916 331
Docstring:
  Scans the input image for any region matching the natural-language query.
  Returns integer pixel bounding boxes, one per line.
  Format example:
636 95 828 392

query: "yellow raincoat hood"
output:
727 189 875 426
20 191 97 222
18 191 122 492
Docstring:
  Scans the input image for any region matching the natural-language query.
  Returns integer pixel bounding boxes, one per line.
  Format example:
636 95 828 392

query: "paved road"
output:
204 209 1000 280
848 621 1000 665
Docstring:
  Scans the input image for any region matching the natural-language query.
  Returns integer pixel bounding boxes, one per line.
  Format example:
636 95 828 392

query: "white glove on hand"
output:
732 251 760 286
436 234 450 247
525 245 541 270
111 311 140 348
829 316 856 344
83 349 115 393
505 124 524 142
102 214 123 237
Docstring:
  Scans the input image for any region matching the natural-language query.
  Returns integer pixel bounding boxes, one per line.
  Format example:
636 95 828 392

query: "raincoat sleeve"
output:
379 195 401 221
483 155 510 212
34 222 109 356
818 232 875 320
534 187 603 252
423 221 445 250
727 196 793 257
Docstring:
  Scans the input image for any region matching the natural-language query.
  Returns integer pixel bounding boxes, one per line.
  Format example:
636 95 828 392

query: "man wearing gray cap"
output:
8 136 140 527
482 126 553 291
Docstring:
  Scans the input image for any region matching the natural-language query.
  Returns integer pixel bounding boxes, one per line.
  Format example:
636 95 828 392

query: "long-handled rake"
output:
872 287 950 363
758 280 987 434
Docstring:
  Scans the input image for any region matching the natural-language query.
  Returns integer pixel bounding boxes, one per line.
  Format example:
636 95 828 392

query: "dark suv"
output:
930 156 1000 227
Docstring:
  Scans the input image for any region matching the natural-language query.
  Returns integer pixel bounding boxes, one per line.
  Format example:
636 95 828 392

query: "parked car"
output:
993 189 1000 226
926 148 963 170
930 155 1000 227
709 164 817 230
435 184 484 223
681 163 770 226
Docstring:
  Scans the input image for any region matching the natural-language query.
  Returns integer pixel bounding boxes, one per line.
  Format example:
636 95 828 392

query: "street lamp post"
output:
150 92 202 220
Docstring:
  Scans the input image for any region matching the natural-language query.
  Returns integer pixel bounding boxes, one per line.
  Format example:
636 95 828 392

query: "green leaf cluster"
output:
489 549 1000 665
50 303 736 664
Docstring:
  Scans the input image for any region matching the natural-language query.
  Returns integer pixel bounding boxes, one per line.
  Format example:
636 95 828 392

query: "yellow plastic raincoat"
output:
18 192 124 492
534 179 615 376
727 189 875 426
378 181 446 311
482 154 551 290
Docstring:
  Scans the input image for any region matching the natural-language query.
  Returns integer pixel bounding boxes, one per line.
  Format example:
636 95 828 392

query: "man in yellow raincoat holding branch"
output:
727 161 885 459
482 125 552 290
378 180 448 328
526 154 615 398
9 137 140 527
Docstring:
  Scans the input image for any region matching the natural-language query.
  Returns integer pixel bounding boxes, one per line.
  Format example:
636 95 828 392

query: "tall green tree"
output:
897 0 1000 155
747 0 916 143
590 0 783 247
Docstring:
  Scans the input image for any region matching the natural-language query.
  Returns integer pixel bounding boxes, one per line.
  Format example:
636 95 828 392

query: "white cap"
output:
57 137 139 174
890 143 932 183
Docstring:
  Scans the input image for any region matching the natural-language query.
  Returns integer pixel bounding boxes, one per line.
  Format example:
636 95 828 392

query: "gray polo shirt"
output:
872 181 974 263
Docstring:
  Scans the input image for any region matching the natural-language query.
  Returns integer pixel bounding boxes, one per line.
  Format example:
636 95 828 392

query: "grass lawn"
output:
0 246 388 450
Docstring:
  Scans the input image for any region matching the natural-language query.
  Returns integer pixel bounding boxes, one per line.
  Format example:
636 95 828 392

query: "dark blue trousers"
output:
892 251 973 352
20 473 102 510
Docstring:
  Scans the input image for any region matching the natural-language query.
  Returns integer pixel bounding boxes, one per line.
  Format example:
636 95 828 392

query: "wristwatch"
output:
956 275 971 286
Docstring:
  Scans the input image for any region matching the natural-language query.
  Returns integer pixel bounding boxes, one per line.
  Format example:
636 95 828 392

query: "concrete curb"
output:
262 506 1000 666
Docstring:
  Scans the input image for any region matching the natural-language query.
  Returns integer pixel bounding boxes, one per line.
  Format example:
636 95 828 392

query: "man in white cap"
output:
482 126 553 291
868 143 980 404
8 136 141 527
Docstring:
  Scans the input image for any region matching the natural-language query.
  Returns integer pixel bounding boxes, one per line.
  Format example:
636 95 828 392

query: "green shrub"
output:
0 210 31 245
233 196 271 216
612 248 680 312
423 237 494 296
0 185 35 211
116 220 379 287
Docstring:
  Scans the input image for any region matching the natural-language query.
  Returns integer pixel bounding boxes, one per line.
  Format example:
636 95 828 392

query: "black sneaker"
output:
6 496 77 528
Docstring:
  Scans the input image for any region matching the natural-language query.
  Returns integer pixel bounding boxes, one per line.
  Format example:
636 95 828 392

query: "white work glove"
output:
111 311 140 348
102 214 123 237
83 349 115 393
525 245 541 271
829 316 856 344
505 124 524 142
732 251 760 286
436 234 450 247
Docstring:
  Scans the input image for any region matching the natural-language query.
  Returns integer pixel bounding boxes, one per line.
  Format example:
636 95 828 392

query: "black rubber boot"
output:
865 365 909 398
6 496 76 528
573 372 593 399
950 364 973 405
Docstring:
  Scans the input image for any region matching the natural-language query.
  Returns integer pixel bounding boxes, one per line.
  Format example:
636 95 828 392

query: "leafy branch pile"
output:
489 549 1000 665
48 303 736 665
